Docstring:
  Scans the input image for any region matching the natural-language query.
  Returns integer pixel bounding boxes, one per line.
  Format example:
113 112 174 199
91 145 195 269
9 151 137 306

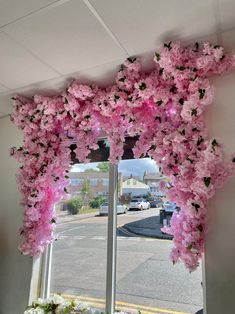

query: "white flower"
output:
24 308 44 314
36 298 45 305
49 294 64 304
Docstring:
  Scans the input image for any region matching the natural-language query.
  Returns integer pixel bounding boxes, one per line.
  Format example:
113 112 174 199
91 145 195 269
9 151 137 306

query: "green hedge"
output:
89 196 106 208
65 197 83 215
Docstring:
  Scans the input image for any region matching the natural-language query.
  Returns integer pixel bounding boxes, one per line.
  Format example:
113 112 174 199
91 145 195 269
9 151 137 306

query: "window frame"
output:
28 137 205 313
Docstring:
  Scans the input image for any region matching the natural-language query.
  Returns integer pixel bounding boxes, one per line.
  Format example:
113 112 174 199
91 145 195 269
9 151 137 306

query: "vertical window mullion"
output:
106 163 118 314
40 242 53 299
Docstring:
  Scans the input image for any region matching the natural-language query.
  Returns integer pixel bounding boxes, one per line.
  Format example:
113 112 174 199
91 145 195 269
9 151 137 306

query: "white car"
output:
99 202 127 215
128 199 150 210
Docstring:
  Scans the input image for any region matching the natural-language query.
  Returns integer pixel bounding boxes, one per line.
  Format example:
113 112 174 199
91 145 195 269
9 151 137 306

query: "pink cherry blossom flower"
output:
10 41 235 271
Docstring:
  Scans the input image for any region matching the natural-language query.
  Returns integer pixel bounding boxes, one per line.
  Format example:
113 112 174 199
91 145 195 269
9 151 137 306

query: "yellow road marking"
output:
62 294 189 314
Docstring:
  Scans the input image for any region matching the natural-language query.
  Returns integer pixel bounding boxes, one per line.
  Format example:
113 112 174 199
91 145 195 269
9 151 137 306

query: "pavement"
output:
57 208 173 241
122 212 173 240
53 214 203 314
56 210 98 225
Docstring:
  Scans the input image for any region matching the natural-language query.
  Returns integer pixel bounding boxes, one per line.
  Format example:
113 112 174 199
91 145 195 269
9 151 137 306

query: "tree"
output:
97 162 109 172
81 179 92 205
146 191 152 200
84 168 99 173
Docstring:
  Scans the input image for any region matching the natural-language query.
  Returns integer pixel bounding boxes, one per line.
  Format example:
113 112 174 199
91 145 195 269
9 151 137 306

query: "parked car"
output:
128 199 150 210
159 201 180 223
149 198 163 208
99 202 127 215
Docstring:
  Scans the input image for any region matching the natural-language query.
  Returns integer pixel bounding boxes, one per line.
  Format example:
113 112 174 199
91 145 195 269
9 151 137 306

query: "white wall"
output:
0 116 32 314
205 72 235 314
0 72 235 313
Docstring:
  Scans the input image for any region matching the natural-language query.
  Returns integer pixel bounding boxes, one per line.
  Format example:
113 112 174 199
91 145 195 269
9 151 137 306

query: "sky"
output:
71 158 159 177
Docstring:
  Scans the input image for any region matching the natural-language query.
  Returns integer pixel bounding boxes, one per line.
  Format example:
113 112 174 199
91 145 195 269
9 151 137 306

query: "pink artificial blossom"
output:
10 41 235 271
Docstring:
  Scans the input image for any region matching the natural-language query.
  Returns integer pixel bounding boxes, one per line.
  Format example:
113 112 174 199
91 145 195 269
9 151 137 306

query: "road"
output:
51 209 203 314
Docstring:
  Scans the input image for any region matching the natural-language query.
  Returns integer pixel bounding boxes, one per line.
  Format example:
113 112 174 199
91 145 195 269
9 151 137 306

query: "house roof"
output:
122 178 149 190
143 172 164 180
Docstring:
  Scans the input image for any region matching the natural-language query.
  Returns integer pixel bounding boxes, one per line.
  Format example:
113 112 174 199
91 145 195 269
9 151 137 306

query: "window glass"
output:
90 179 98 186
49 151 203 314
51 162 109 311
116 158 203 313
102 179 109 186
70 178 83 186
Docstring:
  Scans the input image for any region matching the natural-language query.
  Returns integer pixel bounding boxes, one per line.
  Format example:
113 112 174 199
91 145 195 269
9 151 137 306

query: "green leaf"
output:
191 108 198 116
212 139 219 150
114 95 120 103
198 224 203 232
187 157 193 164
194 42 199 51
155 52 161 61
188 244 193 250
118 76 126 82
127 57 136 63
176 66 186 71
150 144 157 150
164 41 172 50
191 202 200 211
179 98 184 105
156 99 163 106
197 136 204 146
204 177 211 187
155 116 161 123
64 187 69 194
199 88 206 99
64 97 68 104
170 85 177 93
119 64 124 72
139 82 147 90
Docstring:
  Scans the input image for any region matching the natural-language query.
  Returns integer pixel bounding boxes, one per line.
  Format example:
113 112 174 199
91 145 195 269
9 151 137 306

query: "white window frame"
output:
28 163 206 314
28 243 53 304
28 163 118 314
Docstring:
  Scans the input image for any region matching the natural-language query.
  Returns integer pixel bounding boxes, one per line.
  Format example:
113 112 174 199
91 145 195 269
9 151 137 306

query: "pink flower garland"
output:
10 41 235 271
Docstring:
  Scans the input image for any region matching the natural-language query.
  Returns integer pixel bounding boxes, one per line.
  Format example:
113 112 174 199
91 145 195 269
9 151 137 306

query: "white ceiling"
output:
0 0 235 116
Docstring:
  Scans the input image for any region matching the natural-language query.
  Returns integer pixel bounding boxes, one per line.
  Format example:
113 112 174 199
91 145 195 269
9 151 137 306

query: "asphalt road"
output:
51 209 203 314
